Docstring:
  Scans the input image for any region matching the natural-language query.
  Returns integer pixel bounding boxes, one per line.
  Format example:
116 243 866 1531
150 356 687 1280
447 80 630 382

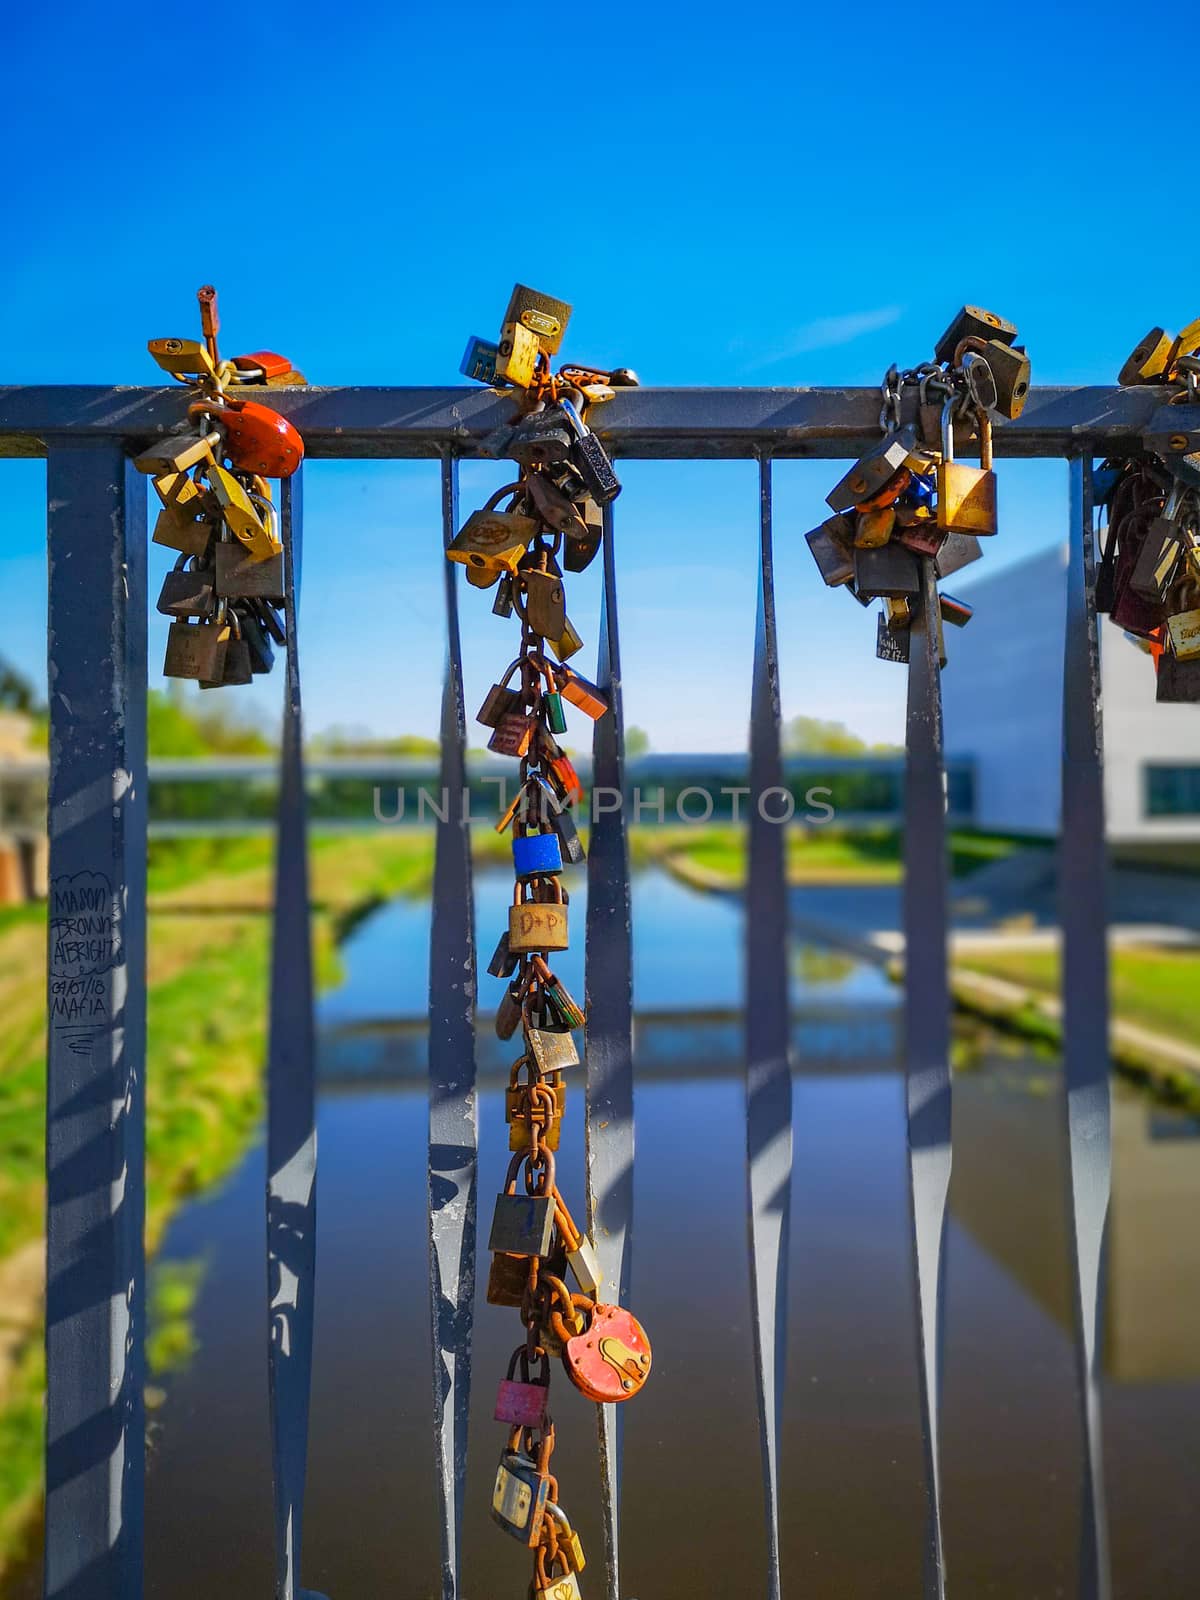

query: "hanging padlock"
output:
513 832 564 880
1166 580 1200 660
1119 327 1174 386
509 879 569 953
495 1346 552 1429
477 658 529 728
487 1250 532 1307
134 428 222 477
1130 484 1184 601
162 616 228 681
546 616 584 665
237 604 277 674
561 1301 652 1403
156 551 216 618
488 930 520 979
496 982 525 1040
526 1025 579 1076
460 334 501 384
526 471 588 538
936 397 998 535
489 710 536 758
489 1150 556 1258
543 1502 586 1577
230 350 299 383
196 396 304 478
826 426 917 513
206 462 282 561
495 320 542 388
447 483 538 576
805 515 856 586
504 284 573 355
533 1550 580 1600
981 340 1031 420
1156 650 1200 702
200 607 252 688
559 395 622 505
507 1066 565 1153
854 506 896 548
491 1430 553 1545
852 543 920 599
523 566 568 641
146 336 217 383
214 534 286 601
933 305 1019 367
551 663 609 720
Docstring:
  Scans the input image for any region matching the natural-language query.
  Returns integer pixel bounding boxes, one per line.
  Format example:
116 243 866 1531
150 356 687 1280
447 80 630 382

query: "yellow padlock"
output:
134 431 222 476
495 321 541 388
206 463 281 563
147 336 217 382
936 399 998 536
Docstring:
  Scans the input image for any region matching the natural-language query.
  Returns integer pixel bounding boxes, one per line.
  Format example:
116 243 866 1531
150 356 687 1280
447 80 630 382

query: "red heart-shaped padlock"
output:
562 1303 651 1403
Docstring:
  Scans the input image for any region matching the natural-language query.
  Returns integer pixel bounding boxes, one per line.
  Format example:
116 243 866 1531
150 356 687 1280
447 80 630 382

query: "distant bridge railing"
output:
0 380 1126 1600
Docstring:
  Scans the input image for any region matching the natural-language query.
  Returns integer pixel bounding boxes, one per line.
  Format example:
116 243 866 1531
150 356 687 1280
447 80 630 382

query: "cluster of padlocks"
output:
136 287 305 686
1096 319 1200 701
804 305 1030 664
453 287 652 1600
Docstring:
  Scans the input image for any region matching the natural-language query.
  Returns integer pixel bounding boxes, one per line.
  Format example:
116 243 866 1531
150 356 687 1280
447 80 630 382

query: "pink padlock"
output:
495 1346 551 1428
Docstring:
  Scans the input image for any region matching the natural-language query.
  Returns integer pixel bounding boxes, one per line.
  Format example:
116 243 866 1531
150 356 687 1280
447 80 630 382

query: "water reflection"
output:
111 870 1200 1599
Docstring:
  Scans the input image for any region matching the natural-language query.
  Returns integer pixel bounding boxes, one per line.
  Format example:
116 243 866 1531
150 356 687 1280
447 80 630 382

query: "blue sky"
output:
2 0 1193 752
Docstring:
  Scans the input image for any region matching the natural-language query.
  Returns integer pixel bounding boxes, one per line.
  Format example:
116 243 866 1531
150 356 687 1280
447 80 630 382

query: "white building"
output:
941 545 1200 843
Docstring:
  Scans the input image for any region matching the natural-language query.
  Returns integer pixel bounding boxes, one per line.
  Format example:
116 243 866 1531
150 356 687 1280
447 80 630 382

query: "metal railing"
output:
0 381 1131 1600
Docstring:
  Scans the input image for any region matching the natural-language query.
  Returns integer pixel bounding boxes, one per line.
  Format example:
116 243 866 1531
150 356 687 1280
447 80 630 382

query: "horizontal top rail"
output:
0 384 1179 460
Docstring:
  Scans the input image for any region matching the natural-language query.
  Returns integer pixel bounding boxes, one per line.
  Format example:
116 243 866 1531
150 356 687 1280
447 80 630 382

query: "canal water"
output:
52 871 1200 1598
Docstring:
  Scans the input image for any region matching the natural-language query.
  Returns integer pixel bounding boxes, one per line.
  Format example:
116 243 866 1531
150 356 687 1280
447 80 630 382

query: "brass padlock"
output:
547 616 584 664
509 882 569 953
544 1502 586 1574
162 618 228 681
147 336 217 382
206 464 281 562
156 553 216 618
854 507 896 548
1167 316 1200 376
933 305 1018 367
447 484 537 577
527 1026 579 1075
214 539 285 601
526 471 587 537
826 427 916 513
982 340 1031 420
152 497 218 557
495 321 541 388
523 568 567 640
936 398 997 535
477 658 528 728
503 284 573 355
200 609 253 688
1167 585 1200 660
134 430 222 477
1119 327 1174 386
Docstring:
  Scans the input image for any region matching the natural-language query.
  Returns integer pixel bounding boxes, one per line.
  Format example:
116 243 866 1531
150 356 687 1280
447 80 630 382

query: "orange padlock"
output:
231 350 295 382
560 1302 651 1403
191 398 303 478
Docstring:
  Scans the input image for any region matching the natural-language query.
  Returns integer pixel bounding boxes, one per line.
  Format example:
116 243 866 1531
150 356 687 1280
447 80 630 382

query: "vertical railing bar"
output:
903 555 952 1598
266 469 325 1600
427 452 479 1600
44 444 147 1600
584 499 635 1600
745 453 793 1600
1061 455 1112 1600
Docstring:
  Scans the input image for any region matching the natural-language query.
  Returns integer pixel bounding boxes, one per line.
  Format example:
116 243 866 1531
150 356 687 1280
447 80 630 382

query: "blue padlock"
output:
906 473 935 509
460 335 500 385
513 832 563 880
